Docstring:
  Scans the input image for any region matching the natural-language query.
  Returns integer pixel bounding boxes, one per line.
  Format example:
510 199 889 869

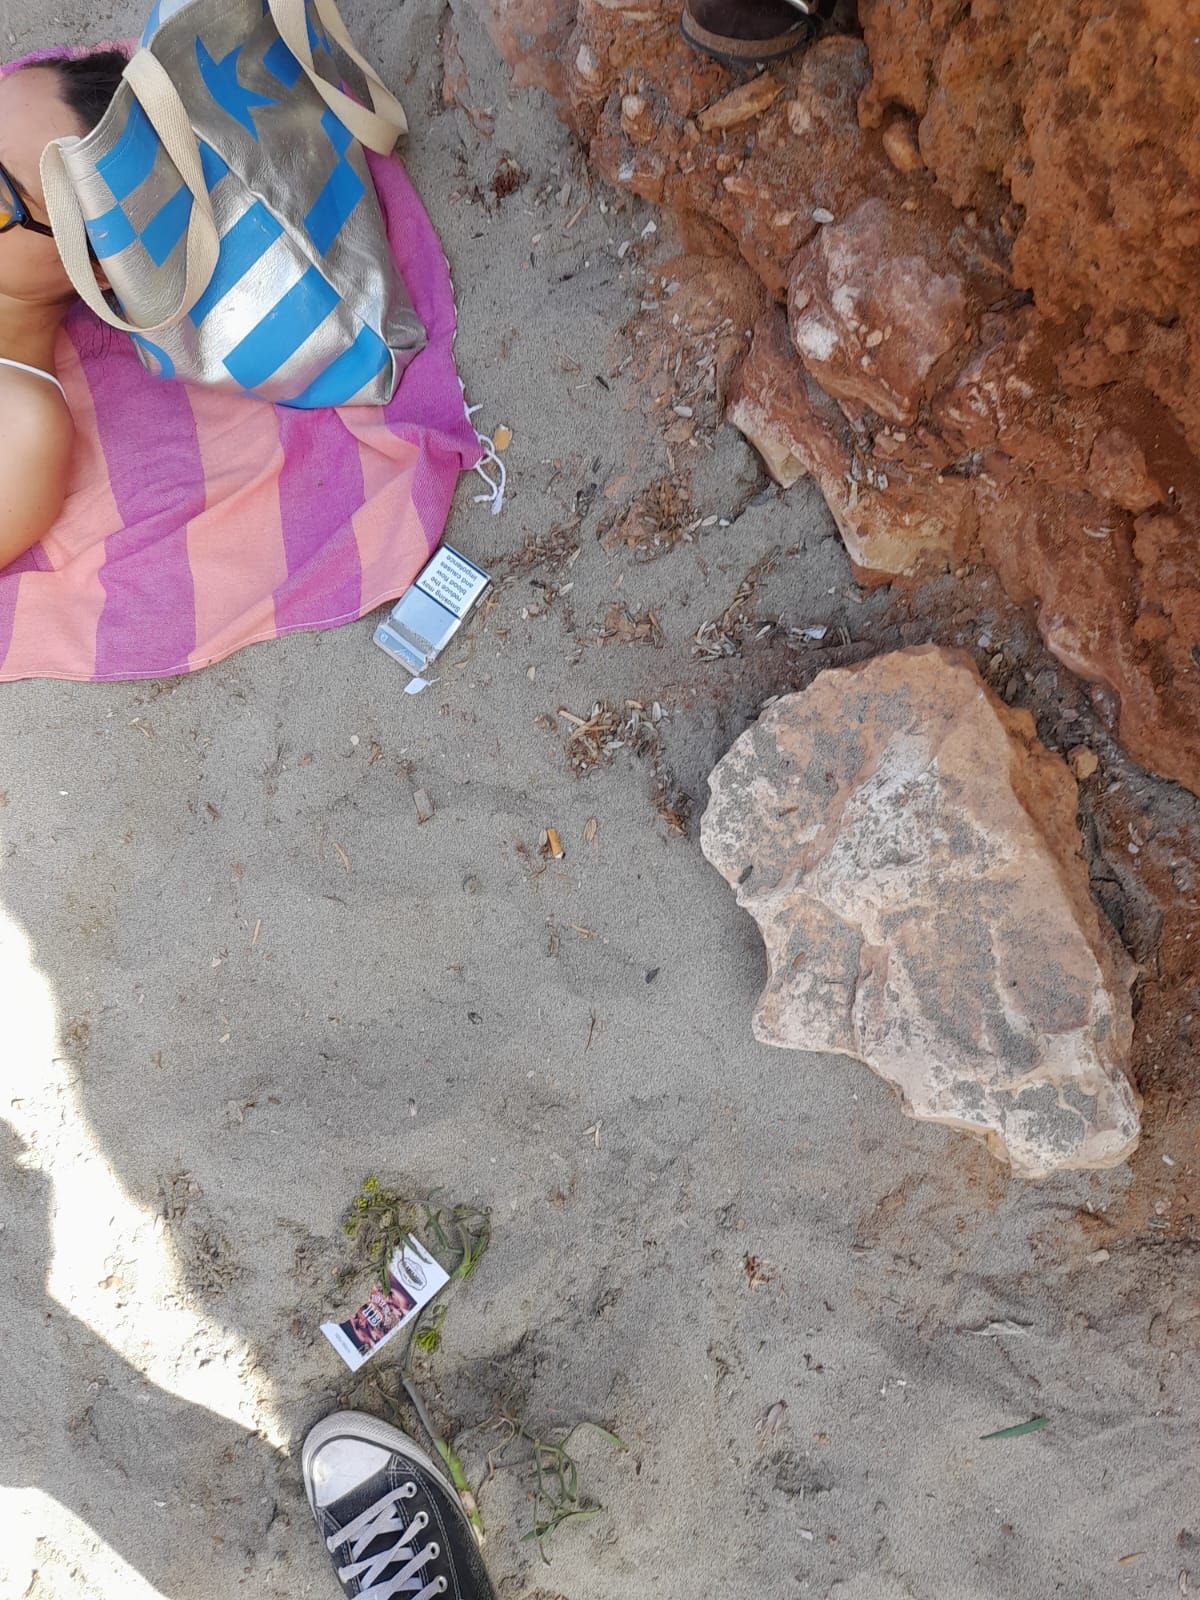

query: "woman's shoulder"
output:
0 364 73 464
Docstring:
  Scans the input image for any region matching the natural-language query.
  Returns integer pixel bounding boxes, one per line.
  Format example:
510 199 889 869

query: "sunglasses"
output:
0 159 54 237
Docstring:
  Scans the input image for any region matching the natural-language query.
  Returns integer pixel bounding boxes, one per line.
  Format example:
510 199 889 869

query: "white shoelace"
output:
327 1483 447 1600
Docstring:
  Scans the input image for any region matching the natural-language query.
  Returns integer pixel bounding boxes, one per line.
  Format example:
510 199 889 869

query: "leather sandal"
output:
681 0 821 63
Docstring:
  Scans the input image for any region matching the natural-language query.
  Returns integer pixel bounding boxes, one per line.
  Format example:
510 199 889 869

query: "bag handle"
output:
267 0 408 153
40 49 221 336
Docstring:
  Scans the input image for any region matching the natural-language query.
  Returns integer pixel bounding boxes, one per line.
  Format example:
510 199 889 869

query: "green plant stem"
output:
401 1374 486 1543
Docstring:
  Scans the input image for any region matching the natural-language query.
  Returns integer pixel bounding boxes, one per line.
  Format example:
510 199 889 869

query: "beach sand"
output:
2 3 1198 1596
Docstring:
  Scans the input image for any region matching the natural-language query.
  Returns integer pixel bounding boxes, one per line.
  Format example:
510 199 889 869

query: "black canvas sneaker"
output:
302 1412 497 1600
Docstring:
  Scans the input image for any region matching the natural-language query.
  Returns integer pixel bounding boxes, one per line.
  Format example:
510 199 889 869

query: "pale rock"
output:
1068 745 1100 780
881 111 925 173
697 74 782 134
700 646 1140 1178
726 312 815 488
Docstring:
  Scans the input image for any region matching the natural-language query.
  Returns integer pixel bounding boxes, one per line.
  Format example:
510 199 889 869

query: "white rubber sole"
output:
301 1410 459 1518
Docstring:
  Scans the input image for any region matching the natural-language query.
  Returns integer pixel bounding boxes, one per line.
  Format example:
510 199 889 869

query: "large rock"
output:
700 647 1140 1177
788 198 971 425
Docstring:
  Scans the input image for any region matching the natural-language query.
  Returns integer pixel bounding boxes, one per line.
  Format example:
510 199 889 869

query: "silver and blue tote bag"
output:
39 0 426 408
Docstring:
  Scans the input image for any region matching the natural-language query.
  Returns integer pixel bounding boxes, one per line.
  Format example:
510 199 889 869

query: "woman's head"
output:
0 50 126 306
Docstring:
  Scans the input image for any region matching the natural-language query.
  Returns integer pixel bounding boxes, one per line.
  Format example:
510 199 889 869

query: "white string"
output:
466 403 507 516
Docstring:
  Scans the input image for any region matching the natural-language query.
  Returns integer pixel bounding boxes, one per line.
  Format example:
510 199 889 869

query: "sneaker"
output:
302 1411 496 1600
681 0 824 63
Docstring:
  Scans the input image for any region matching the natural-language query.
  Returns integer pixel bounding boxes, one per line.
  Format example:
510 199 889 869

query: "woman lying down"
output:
0 51 126 570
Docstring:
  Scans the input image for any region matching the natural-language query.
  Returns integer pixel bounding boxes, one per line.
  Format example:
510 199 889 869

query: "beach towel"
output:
0 53 482 683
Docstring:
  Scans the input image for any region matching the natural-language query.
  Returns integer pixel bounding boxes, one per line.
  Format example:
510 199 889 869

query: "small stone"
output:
1087 1248 1111 1264
1088 426 1162 514
700 647 1140 1177
1068 746 1100 780
414 788 435 824
811 206 835 225
697 74 783 134
881 112 925 174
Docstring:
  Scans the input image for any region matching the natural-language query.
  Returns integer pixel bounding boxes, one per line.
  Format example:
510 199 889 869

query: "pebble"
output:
1068 746 1099 780
812 207 835 224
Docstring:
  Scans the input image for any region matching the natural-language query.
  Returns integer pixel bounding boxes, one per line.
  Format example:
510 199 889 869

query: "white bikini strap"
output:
0 357 67 400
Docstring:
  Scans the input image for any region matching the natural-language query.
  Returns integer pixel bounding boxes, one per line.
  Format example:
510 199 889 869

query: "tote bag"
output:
39 0 426 407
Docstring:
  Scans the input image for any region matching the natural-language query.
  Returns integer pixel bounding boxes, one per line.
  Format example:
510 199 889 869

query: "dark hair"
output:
49 49 129 134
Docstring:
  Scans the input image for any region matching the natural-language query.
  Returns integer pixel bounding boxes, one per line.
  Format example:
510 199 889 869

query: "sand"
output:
2 2 1198 1597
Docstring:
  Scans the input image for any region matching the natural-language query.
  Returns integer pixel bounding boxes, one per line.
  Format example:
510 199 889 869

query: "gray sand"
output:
2 3 1197 1597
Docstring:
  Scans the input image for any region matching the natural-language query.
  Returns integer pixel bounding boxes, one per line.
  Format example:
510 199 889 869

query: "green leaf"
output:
980 1415 1048 1440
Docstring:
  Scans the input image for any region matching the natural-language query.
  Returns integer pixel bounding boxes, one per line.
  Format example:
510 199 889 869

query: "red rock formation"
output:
469 0 1200 794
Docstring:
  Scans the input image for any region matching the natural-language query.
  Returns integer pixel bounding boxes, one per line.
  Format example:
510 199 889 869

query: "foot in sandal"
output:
681 0 825 64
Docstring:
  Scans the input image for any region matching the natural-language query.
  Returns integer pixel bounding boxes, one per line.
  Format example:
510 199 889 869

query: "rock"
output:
880 111 924 174
700 646 1140 1178
857 0 1200 442
1088 427 1163 515
974 468 1200 795
726 311 814 489
788 198 971 425
1069 746 1100 780
473 0 1200 796
586 34 887 298
697 74 782 134
932 308 1093 486
729 314 974 573
470 0 579 100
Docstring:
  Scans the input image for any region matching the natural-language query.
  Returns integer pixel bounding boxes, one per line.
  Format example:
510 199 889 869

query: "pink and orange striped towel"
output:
0 140 482 681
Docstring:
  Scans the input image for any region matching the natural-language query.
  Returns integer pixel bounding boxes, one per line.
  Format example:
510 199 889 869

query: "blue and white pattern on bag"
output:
195 39 277 135
141 0 193 45
87 100 194 266
303 109 365 253
94 0 399 406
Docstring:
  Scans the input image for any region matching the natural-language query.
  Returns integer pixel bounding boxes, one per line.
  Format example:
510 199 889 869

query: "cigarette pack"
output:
321 1236 450 1373
375 545 491 676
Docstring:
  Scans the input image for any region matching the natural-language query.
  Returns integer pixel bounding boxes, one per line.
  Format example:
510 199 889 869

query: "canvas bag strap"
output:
268 0 408 153
40 49 221 336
